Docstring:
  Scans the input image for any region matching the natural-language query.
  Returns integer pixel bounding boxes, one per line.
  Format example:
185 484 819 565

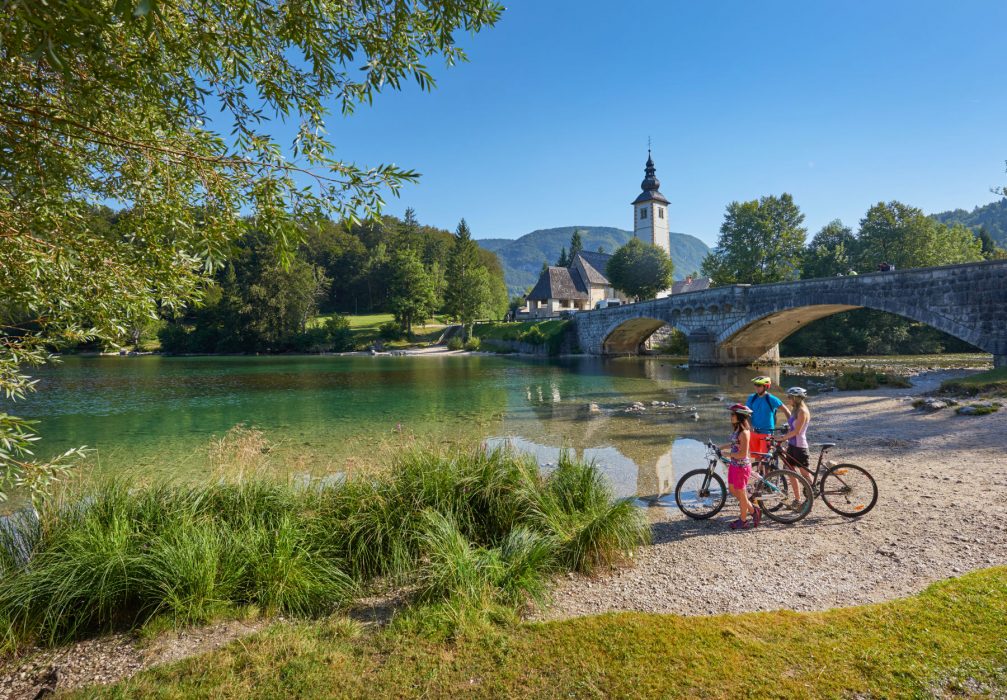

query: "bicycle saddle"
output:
816 442 836 449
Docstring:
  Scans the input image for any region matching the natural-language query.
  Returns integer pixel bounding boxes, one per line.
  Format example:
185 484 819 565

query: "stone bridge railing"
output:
572 260 1007 367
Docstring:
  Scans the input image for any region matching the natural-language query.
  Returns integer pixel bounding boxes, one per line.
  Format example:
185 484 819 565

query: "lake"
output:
19 355 823 501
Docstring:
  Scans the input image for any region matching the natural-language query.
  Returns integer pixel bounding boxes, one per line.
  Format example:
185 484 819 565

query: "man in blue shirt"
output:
746 376 790 460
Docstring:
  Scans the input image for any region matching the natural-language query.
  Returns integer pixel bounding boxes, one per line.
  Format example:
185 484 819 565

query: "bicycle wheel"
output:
755 469 813 524
820 464 878 517
755 459 787 513
675 469 727 519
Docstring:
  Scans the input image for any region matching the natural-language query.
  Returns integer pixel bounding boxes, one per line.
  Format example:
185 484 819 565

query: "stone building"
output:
522 250 625 319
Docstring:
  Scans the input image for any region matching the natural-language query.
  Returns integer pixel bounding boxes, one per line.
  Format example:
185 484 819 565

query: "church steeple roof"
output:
632 149 670 205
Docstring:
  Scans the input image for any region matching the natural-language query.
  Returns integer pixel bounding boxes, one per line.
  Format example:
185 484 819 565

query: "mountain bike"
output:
674 441 813 524
762 438 878 517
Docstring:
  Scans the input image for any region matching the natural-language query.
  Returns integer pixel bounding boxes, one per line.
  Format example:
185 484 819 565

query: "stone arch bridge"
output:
572 260 1007 368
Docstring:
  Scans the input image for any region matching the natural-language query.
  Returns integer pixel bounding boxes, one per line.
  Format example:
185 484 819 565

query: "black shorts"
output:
787 444 810 470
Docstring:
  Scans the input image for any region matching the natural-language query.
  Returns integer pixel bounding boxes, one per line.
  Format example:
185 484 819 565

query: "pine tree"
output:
444 219 482 321
569 229 584 261
556 246 569 267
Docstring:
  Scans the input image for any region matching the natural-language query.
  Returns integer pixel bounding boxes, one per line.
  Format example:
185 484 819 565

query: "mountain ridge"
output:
931 197 1007 246
478 226 710 296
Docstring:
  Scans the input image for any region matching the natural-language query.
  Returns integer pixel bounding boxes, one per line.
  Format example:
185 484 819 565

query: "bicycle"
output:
674 441 814 524
761 438 878 517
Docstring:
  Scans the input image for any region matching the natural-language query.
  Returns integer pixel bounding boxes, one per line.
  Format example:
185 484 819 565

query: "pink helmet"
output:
729 403 753 417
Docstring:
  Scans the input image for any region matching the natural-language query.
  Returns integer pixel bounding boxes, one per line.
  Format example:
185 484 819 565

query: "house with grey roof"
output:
520 250 626 319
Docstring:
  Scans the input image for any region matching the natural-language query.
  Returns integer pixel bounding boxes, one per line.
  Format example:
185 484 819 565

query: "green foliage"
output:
387 248 439 335
702 193 806 285
606 238 675 300
0 448 646 650
0 478 357 646
801 220 857 279
447 337 465 351
556 246 569 267
378 321 404 342
782 308 978 356
956 403 1000 416
475 320 569 355
655 328 689 356
0 0 503 502
835 368 911 390
857 201 982 270
321 316 355 353
443 219 507 323
463 337 482 351
932 197 1007 248
519 325 547 346
159 231 329 353
568 230 585 261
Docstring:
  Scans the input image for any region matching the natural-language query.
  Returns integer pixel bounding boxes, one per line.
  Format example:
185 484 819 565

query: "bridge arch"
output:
717 300 989 365
601 316 690 354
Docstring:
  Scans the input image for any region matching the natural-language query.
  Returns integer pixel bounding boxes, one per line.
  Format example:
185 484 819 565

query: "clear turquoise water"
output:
16 355 798 500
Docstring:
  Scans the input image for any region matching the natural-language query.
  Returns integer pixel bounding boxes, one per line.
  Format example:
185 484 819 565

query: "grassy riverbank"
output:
0 449 647 652
939 366 1007 397
84 567 1007 698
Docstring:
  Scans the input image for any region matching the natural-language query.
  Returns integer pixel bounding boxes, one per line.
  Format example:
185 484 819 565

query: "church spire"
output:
641 149 660 193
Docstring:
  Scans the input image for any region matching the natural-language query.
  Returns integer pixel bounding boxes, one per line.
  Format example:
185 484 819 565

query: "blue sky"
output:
318 1 1007 245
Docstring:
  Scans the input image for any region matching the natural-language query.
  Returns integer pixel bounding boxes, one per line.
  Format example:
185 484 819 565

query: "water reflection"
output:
19 355 801 494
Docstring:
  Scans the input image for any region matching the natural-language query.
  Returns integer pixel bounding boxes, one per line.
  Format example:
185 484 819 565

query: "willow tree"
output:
0 0 502 501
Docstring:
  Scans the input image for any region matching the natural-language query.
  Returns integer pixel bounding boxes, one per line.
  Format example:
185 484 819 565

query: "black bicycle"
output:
761 438 878 517
675 441 813 524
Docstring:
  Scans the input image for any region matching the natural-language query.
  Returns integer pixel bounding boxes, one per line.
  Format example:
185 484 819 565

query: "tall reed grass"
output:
0 445 648 649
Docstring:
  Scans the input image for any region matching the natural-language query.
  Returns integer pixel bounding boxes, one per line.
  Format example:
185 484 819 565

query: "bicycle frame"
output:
707 442 789 500
761 440 832 490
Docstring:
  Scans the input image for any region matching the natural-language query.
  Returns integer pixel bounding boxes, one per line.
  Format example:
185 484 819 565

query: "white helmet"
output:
786 386 808 397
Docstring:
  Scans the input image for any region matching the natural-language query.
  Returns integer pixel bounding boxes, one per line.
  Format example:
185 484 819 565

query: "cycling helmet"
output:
785 386 808 397
751 376 772 387
728 403 754 417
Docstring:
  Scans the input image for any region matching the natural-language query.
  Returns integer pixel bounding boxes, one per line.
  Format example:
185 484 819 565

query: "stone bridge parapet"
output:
572 260 1007 367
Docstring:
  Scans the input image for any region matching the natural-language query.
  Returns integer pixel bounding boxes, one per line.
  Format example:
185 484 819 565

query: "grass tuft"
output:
0 446 646 650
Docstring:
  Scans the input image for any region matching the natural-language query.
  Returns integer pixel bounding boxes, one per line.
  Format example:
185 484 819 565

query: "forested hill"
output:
478 226 711 295
932 198 1007 246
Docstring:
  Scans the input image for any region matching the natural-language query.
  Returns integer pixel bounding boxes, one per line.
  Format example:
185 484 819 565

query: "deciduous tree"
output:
801 220 857 279
388 249 439 335
606 238 674 300
856 201 982 270
702 194 807 284
0 0 502 502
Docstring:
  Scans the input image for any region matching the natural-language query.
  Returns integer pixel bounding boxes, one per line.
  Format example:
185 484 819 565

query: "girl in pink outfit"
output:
720 403 760 530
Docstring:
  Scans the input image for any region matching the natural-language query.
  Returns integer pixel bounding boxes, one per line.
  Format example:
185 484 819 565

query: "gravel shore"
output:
537 370 1007 620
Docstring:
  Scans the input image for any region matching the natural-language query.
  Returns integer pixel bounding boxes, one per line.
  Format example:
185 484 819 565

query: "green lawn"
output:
92 567 1007 699
310 313 451 349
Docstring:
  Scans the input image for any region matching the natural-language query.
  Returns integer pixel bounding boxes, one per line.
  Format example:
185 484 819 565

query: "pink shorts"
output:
728 460 751 490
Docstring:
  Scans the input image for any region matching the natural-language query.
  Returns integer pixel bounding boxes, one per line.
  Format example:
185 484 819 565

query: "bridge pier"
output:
688 330 780 367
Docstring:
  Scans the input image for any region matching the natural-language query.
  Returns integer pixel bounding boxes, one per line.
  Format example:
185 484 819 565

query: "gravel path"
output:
539 372 1007 620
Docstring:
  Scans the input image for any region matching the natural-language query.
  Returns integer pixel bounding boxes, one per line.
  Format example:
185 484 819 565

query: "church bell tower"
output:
632 150 670 255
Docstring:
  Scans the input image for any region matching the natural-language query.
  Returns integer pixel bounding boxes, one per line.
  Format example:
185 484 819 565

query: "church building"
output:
519 152 707 319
